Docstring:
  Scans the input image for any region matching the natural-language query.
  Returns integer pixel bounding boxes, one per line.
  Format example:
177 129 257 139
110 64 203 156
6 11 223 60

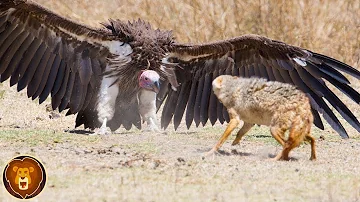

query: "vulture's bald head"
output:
138 70 160 93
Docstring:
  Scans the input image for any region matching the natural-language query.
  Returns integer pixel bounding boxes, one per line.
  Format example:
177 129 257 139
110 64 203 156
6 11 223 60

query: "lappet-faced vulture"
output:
0 0 359 137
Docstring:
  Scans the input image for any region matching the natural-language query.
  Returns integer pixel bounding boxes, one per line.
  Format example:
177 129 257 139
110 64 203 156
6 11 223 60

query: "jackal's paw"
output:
201 149 219 160
231 140 240 146
268 156 289 161
92 127 112 136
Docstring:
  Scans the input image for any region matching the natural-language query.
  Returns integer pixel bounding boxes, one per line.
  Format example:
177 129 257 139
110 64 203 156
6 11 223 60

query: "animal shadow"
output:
267 153 299 161
218 149 252 156
199 148 252 157
66 129 94 135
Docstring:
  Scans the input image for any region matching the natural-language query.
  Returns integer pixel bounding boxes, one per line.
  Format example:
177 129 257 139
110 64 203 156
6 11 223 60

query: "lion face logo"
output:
13 165 35 190
3 156 46 199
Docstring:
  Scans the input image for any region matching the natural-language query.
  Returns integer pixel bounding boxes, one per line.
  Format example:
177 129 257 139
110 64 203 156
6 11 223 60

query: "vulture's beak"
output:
152 81 160 94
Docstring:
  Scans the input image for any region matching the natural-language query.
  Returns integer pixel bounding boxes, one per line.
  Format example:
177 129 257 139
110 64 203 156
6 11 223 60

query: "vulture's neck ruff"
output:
101 19 175 99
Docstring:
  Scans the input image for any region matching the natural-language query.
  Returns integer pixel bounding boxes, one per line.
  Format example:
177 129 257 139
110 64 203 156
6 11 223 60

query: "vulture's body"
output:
0 0 359 137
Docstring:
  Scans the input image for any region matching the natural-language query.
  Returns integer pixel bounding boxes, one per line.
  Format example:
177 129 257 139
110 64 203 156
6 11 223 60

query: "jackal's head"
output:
213 75 239 103
213 75 236 102
212 76 224 96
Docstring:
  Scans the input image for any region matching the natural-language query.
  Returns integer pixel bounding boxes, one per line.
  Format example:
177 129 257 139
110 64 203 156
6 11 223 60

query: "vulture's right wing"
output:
0 0 124 114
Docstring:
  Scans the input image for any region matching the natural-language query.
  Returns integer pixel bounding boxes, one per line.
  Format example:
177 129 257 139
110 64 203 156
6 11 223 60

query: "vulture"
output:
0 0 359 137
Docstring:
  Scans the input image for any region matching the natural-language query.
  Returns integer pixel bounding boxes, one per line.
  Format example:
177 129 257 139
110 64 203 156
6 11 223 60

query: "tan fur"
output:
209 75 316 161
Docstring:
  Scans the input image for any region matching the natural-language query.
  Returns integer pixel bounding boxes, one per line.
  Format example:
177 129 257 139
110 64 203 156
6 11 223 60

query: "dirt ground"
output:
1 80 360 202
1 0 360 201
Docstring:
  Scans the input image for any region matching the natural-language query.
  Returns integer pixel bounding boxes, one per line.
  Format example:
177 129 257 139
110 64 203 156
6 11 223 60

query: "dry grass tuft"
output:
34 0 359 66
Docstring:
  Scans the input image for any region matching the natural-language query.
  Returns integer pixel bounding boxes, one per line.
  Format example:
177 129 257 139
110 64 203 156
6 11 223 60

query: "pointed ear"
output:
213 76 223 89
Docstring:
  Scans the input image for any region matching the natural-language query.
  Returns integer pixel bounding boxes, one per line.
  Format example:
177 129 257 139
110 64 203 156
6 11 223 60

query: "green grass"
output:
0 129 101 146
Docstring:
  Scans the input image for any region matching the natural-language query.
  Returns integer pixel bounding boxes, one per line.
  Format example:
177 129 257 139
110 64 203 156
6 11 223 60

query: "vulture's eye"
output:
145 77 148 81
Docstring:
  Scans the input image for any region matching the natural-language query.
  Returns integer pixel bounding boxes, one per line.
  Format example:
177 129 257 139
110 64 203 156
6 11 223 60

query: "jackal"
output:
208 75 316 161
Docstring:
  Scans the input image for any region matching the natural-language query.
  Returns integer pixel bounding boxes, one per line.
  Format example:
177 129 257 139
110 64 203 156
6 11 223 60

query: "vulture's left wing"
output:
160 34 360 138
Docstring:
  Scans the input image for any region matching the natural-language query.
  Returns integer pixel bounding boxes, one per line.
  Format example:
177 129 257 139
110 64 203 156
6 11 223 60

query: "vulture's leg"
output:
94 75 119 135
94 118 111 135
137 90 160 132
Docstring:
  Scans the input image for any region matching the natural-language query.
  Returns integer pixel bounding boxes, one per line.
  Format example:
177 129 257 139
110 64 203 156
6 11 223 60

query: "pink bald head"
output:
138 70 160 93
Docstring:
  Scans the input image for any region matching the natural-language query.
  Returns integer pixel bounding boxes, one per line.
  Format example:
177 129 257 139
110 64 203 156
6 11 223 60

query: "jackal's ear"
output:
213 76 223 89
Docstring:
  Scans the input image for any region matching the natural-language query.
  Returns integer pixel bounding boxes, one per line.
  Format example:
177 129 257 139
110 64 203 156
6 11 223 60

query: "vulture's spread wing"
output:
161 34 360 138
0 0 118 115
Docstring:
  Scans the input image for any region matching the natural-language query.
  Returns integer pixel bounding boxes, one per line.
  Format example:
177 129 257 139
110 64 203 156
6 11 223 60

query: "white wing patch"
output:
102 41 132 55
293 57 307 67
55 26 133 56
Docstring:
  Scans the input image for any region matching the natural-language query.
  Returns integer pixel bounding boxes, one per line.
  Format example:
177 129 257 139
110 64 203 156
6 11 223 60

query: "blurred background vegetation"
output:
34 0 359 67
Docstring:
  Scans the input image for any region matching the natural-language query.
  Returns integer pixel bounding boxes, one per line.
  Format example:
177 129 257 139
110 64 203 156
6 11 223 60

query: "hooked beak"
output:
151 81 160 94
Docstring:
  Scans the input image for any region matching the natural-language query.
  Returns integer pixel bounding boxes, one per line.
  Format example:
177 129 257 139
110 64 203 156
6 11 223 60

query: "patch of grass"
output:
122 142 158 153
0 129 101 146
0 90 5 99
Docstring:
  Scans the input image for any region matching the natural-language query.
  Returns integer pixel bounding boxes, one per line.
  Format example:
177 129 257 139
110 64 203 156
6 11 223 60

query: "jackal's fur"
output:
209 75 316 161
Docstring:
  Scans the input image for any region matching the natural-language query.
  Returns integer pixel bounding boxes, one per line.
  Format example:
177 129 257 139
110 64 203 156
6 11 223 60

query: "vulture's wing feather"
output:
162 34 360 138
0 0 115 115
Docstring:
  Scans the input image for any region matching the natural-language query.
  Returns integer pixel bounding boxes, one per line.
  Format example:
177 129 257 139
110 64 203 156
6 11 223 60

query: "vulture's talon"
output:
142 125 160 133
93 127 112 136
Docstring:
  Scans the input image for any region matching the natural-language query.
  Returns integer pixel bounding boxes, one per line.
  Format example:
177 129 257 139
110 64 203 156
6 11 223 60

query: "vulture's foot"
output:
93 126 112 135
94 127 111 135
143 124 160 133
92 118 112 135
143 117 160 132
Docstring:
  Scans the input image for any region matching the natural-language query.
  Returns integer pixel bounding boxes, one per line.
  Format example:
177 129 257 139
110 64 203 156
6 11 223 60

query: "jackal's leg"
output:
232 122 254 145
305 135 316 161
270 126 286 146
278 124 304 161
279 137 302 161
205 111 240 156
270 126 287 160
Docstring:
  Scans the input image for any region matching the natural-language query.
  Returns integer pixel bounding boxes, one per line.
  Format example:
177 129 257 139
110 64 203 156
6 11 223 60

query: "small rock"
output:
150 160 161 169
35 116 44 121
84 149 93 154
97 149 106 154
177 157 185 163
49 112 61 119
45 104 53 112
